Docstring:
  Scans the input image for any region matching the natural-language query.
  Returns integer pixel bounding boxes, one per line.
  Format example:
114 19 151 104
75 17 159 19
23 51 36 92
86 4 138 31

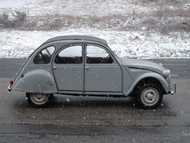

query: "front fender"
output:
13 69 57 93
126 72 169 96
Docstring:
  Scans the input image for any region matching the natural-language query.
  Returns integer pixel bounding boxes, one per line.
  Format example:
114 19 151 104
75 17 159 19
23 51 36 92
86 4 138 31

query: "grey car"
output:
8 35 176 108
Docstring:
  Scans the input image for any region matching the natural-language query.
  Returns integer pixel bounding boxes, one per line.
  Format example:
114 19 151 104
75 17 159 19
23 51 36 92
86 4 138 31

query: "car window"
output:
55 45 82 64
86 45 113 64
33 46 55 64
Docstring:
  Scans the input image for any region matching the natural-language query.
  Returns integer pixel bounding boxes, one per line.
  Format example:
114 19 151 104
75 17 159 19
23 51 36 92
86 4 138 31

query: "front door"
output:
53 44 84 91
84 44 122 93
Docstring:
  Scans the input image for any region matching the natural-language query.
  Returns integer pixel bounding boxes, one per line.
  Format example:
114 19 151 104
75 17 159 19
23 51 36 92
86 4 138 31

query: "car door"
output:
53 43 84 92
84 43 122 93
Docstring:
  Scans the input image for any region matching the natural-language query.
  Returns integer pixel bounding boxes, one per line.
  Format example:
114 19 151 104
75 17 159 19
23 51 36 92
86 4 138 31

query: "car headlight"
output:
162 69 171 77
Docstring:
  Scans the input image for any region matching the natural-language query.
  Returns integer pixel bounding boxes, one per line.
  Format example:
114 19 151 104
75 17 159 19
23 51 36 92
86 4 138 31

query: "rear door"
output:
53 43 84 91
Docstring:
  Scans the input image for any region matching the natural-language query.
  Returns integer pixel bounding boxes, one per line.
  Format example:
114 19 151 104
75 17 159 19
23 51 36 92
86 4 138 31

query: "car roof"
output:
44 35 108 45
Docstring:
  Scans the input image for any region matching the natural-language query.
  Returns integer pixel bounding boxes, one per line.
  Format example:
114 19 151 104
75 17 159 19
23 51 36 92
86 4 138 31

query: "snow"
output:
1 0 190 17
0 0 157 16
0 0 28 9
0 0 190 58
0 28 190 58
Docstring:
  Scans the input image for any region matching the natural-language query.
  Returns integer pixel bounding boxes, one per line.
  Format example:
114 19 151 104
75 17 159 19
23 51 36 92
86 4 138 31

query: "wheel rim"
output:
30 94 49 106
140 87 160 107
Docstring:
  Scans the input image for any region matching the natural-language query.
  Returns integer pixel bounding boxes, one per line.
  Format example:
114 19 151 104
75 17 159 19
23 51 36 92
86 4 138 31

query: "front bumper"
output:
168 83 176 95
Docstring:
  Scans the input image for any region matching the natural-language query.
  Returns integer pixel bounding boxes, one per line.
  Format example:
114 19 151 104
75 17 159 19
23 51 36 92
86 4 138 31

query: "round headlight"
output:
163 69 170 77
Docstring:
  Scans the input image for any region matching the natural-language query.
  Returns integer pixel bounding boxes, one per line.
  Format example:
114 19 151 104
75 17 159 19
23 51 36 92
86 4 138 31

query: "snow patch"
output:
0 28 190 58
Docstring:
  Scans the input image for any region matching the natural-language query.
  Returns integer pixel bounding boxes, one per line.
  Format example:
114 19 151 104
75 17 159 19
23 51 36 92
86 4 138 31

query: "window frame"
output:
85 43 116 64
33 45 56 65
54 43 84 64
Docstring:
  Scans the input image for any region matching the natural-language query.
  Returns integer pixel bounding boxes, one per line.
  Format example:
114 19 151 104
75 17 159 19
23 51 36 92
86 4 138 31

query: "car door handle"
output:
85 66 89 70
53 65 57 70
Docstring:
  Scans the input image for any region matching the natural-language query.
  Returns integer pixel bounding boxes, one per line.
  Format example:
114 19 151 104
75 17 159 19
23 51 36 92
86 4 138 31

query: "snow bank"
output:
0 28 190 58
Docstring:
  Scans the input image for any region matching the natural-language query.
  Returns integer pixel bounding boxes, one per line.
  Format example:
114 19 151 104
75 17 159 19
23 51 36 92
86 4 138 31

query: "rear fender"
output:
13 69 57 93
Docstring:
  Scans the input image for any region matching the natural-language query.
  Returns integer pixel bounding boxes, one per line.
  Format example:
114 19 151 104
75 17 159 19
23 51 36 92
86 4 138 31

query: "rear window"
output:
55 45 82 64
33 46 55 64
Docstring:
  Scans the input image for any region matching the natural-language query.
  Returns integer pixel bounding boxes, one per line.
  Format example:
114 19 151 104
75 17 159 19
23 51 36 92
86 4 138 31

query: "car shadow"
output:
14 94 174 111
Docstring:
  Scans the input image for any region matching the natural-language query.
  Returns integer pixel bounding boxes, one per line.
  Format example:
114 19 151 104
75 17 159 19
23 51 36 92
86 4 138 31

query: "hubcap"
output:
30 94 49 106
140 87 160 106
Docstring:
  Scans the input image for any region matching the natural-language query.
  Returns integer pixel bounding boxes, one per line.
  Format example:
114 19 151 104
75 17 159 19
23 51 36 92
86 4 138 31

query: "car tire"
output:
26 93 50 106
136 84 163 109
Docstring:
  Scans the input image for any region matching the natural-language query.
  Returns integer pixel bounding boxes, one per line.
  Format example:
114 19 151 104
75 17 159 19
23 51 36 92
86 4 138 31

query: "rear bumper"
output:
8 84 12 92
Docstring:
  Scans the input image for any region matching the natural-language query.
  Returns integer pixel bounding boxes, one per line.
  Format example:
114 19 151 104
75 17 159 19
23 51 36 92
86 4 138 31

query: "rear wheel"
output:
137 85 163 109
27 93 50 106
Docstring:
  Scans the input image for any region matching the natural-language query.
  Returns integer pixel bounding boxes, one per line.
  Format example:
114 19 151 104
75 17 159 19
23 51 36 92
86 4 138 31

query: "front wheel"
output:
137 85 163 109
27 93 51 106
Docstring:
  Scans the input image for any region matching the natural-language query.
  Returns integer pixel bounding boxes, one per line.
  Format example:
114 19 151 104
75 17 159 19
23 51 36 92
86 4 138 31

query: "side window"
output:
55 45 82 64
86 45 114 64
33 46 55 64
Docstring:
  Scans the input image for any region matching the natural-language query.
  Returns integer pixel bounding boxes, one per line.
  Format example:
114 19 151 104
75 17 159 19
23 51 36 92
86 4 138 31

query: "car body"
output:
8 35 176 108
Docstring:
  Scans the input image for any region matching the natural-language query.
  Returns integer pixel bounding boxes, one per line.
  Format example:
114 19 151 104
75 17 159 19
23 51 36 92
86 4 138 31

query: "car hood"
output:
120 58 166 75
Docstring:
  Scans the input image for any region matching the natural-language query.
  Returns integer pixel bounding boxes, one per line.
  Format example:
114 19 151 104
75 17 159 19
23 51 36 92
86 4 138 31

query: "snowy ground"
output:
1 28 190 59
0 0 190 58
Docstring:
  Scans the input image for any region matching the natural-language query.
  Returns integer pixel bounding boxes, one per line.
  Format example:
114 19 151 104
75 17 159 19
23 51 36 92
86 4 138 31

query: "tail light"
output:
8 80 14 92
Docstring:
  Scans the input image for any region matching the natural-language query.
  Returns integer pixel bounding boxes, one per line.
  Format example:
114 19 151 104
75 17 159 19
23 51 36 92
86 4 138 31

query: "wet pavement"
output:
0 58 190 142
